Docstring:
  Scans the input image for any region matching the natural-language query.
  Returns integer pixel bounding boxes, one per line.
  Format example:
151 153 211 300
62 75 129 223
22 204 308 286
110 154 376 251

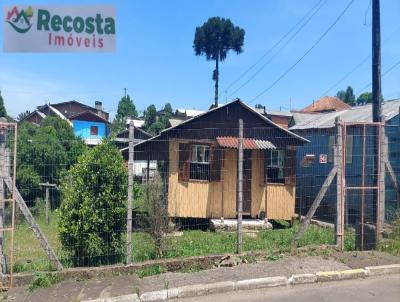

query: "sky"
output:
0 0 399 118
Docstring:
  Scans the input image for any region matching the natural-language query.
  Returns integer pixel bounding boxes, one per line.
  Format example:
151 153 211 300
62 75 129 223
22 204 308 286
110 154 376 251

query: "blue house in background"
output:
70 111 110 145
290 99 400 225
20 100 110 146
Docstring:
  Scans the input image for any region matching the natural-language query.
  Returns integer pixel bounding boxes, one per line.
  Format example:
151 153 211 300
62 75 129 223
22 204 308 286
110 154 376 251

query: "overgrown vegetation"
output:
136 265 165 278
17 117 86 202
58 142 127 266
141 176 172 258
28 272 59 292
379 209 400 255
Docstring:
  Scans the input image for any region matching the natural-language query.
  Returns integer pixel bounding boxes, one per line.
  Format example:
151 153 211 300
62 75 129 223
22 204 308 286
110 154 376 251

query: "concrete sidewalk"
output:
4 251 400 302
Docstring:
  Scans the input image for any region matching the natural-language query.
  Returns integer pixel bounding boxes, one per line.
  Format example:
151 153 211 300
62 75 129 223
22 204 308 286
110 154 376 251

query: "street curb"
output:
84 264 400 302
365 264 400 276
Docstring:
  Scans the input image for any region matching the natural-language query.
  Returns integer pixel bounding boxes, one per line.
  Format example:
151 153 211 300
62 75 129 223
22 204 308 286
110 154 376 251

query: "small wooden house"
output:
133 99 308 221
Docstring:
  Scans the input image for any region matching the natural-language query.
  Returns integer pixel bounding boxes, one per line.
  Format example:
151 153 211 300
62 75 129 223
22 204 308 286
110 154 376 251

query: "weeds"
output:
136 265 165 278
28 272 59 292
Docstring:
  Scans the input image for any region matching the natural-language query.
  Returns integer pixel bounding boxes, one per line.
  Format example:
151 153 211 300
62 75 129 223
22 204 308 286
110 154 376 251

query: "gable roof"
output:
301 96 351 113
69 110 110 124
291 98 400 130
135 98 308 150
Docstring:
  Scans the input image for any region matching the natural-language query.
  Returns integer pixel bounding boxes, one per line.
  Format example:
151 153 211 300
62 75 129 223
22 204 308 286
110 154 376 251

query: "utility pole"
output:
126 122 134 264
372 0 382 122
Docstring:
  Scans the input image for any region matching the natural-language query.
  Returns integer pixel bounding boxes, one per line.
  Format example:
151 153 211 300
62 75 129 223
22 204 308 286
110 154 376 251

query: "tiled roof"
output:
301 96 351 113
216 136 276 150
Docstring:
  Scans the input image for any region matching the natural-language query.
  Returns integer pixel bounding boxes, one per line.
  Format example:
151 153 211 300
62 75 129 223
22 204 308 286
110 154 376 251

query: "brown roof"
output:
301 96 351 113
216 137 276 150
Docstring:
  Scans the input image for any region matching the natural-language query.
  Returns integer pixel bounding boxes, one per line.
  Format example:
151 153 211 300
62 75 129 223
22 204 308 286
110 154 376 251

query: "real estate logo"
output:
5 6 34 33
3 5 116 53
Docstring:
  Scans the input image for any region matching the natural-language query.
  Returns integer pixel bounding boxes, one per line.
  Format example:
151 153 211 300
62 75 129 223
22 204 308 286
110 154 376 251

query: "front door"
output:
242 150 252 214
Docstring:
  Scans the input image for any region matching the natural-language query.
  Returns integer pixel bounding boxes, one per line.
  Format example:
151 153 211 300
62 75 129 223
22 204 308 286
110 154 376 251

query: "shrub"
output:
58 142 127 266
141 175 171 258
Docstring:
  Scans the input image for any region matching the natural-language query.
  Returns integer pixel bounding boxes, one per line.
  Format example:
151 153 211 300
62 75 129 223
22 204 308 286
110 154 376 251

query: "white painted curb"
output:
365 264 400 276
83 264 400 302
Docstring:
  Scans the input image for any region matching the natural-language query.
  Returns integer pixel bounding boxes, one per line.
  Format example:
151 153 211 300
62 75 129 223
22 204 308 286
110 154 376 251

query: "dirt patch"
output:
330 250 400 269
4 255 350 302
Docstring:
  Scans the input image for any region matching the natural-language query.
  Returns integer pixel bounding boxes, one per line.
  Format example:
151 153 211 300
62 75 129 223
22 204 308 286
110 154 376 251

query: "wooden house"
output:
132 99 308 221
290 99 400 224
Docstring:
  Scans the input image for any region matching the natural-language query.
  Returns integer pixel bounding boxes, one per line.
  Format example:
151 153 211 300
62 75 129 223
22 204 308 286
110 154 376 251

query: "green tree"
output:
0 91 7 118
336 86 356 106
143 104 157 129
356 92 373 105
255 104 264 109
16 117 86 201
58 142 127 266
112 95 138 134
193 17 245 107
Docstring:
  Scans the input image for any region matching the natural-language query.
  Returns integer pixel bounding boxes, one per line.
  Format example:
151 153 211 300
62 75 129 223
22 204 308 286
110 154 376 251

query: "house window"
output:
90 126 98 136
265 149 285 183
190 145 210 180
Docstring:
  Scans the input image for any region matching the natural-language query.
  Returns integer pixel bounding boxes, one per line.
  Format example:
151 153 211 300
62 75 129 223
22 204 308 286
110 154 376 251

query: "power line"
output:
356 59 400 95
227 0 328 98
223 0 325 95
320 55 370 97
320 25 400 97
249 0 355 104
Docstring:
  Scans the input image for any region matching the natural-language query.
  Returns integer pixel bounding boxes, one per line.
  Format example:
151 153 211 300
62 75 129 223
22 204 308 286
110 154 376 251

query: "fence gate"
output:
342 122 383 250
0 120 17 289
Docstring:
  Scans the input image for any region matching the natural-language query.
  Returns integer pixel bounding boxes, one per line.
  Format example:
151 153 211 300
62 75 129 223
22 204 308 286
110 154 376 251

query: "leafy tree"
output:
0 91 7 118
336 86 356 106
193 17 245 107
58 142 127 266
16 117 86 202
143 104 157 129
112 95 138 134
356 92 373 105
255 104 264 109
17 110 31 121
163 103 173 115
159 103 173 129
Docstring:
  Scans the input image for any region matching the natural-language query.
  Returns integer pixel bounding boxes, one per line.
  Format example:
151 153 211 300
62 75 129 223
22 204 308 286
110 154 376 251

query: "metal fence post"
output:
127 122 134 264
237 119 243 254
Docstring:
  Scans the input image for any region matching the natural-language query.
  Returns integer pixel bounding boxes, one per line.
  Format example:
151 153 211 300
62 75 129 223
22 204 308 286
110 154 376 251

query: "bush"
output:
141 175 171 258
58 142 127 266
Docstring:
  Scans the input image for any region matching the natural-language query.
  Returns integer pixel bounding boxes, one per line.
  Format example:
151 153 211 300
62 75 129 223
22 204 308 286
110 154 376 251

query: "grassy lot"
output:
6 208 361 273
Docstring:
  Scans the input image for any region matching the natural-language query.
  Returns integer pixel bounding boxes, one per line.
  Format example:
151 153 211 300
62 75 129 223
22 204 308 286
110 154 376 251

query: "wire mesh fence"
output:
2 114 400 279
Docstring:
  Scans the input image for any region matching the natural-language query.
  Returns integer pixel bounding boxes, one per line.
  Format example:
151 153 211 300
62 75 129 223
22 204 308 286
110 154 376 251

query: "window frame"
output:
265 149 285 184
189 144 211 181
90 125 99 136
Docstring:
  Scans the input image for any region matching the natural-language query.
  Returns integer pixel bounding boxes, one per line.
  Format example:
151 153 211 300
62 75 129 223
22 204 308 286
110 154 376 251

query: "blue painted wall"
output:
295 122 399 224
72 120 108 140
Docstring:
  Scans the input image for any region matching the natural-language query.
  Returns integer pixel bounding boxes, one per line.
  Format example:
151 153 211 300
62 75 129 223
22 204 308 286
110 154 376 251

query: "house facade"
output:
133 99 308 221
290 99 400 224
20 100 110 145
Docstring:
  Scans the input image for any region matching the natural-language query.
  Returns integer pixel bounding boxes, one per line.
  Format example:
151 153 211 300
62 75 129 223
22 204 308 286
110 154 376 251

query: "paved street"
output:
179 275 400 302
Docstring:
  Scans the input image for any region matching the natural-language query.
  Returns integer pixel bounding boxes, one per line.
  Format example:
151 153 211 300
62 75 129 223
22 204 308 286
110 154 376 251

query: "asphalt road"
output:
179 275 400 302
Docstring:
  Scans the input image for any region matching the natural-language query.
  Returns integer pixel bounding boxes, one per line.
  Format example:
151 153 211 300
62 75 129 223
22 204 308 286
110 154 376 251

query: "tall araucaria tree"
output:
193 17 245 107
